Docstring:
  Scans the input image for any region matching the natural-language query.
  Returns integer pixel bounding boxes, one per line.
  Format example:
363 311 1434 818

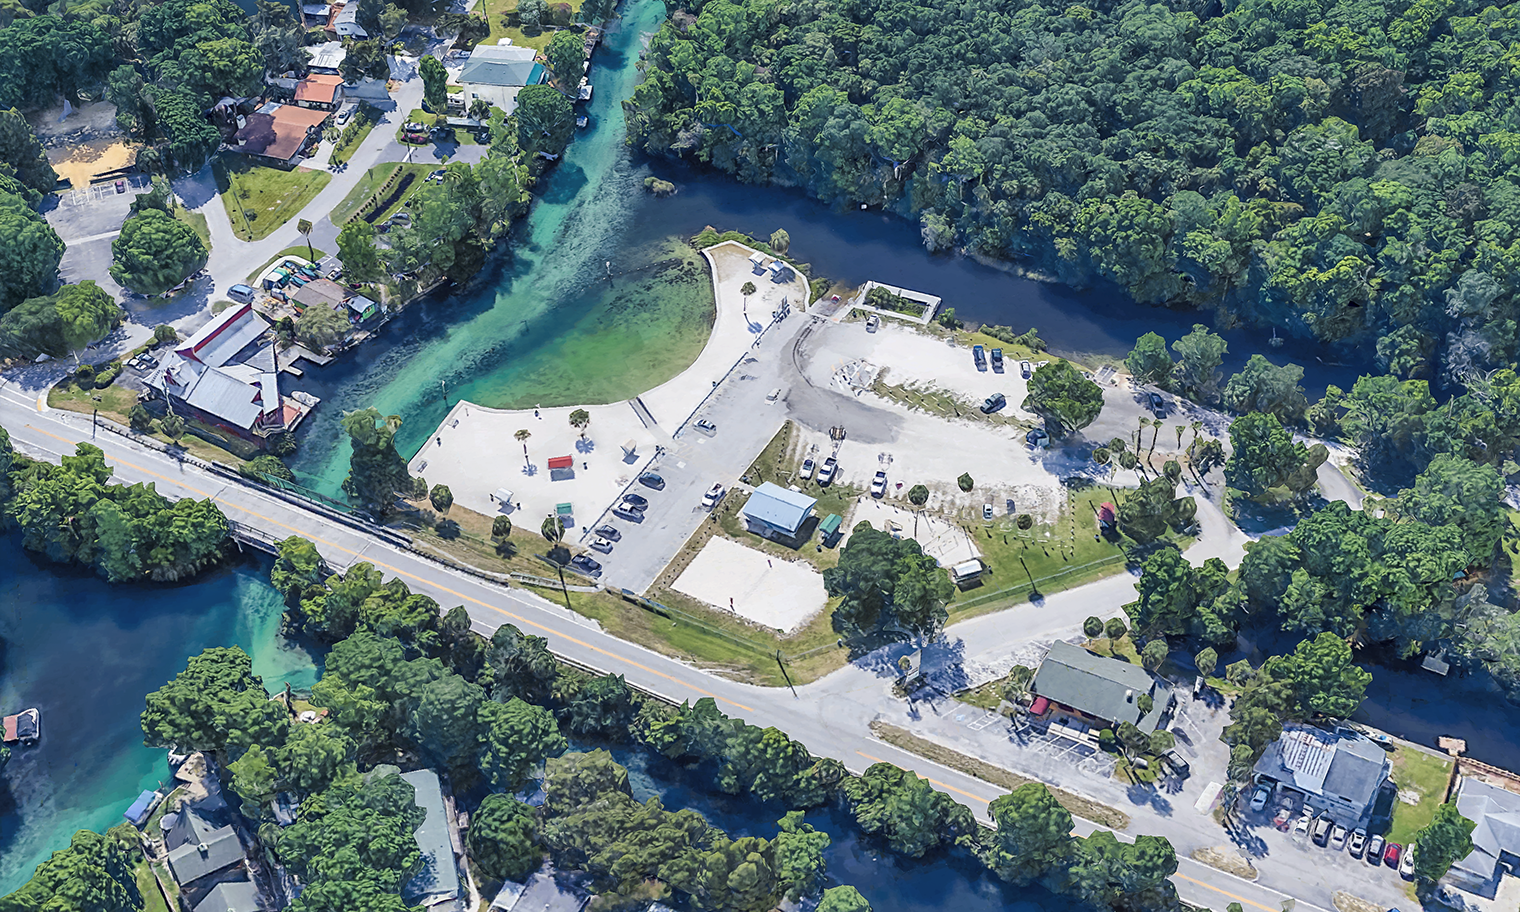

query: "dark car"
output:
622 492 649 507
980 393 1007 414
990 348 1005 371
638 473 665 490
972 345 987 369
593 524 621 541
1162 750 1190 778
1148 392 1165 416
570 555 602 576
115 179 126 193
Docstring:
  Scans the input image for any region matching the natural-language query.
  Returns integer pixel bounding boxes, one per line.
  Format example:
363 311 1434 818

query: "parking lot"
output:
44 175 152 302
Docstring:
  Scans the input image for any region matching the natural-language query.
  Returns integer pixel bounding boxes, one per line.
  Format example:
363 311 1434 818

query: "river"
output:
284 0 1370 498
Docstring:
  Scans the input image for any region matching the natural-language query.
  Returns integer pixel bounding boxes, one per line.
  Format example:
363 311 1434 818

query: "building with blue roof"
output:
739 482 817 540
459 42 546 115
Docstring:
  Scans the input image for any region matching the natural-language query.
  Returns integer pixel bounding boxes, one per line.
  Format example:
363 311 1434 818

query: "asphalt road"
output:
0 371 1338 912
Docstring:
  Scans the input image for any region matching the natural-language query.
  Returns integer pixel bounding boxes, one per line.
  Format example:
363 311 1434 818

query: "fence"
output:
953 551 1133 611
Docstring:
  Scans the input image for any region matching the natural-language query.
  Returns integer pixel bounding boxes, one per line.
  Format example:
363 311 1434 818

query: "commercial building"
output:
1251 725 1392 827
739 482 817 540
401 769 464 911
1449 776 1520 895
458 42 544 114
231 102 331 164
1028 640 1175 734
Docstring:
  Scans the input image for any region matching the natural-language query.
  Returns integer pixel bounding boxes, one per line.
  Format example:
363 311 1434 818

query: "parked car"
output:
1366 834 1386 864
427 169 447 181
593 524 621 541
228 283 256 303
638 473 665 489
115 179 126 193
1249 784 1271 813
1148 391 1165 416
818 457 837 484
1020 359 1033 378
1272 808 1292 830
1162 750 1190 778
622 492 649 507
870 471 887 497
702 483 724 508
973 344 986 369
336 107 353 125
694 419 717 435
590 537 614 554
990 348 1004 371
1400 843 1416 879
767 387 783 402
1330 826 1348 851
980 392 1007 414
1384 842 1402 867
1026 428 1050 448
1292 814 1312 838
800 457 816 480
865 314 880 332
982 503 994 521
569 554 602 576
1348 828 1367 858
612 505 644 521
1311 815 1333 846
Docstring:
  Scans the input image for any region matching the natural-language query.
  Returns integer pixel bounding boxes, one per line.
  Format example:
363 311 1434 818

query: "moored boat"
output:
3 708 40 745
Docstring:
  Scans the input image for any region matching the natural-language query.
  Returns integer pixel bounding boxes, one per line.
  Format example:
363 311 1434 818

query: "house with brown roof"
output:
291 278 350 313
231 102 331 164
294 73 345 109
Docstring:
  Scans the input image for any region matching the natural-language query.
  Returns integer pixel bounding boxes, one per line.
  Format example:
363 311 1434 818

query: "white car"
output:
1400 843 1416 879
870 471 887 497
1249 784 1271 812
800 457 816 480
1020 360 1032 378
701 483 725 508
982 503 994 521
589 537 614 554
817 457 837 484
1292 814 1312 838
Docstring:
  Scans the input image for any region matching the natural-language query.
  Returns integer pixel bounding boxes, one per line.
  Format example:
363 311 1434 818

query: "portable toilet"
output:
749 251 768 273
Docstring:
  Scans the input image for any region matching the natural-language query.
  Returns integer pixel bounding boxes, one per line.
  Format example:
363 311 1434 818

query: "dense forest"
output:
626 0 1520 382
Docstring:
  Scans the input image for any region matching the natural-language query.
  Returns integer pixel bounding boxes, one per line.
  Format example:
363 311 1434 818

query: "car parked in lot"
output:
1272 808 1292 830
1400 844 1415 879
982 503 994 521
590 537 614 554
622 492 648 507
702 483 724 508
1366 834 1385 864
870 471 887 497
1148 391 1165 416
800 457 816 480
593 525 621 541
694 419 717 435
1162 750 1190 778
638 473 665 490
1026 428 1050 448
990 348 1004 371
980 393 1007 414
1292 814 1312 838
1311 815 1333 846
115 179 126 193
612 505 644 521
228 283 257 303
1348 828 1367 858
1020 359 1033 378
1330 826 1348 850
973 345 986 369
865 314 880 332
818 457 837 484
1249 784 1271 812
569 554 602 576
1384 842 1402 867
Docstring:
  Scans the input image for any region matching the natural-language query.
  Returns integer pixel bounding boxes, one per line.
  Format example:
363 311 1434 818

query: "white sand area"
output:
672 537 828 633
846 501 981 567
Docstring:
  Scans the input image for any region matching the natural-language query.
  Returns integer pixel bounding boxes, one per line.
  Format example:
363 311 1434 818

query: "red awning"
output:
1029 696 1050 715
547 456 574 469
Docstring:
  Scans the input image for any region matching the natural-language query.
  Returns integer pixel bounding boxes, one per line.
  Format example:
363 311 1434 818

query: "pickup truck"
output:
701 483 725 508
818 457 838 485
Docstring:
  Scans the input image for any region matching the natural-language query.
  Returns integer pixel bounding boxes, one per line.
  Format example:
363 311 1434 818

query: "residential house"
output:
489 870 587 912
1028 640 1176 734
1252 725 1392 827
192 879 261 912
458 42 544 115
1449 776 1520 896
164 805 245 891
401 769 464 912
231 102 330 164
146 303 309 443
329 2 368 36
291 278 350 313
739 482 816 540
304 40 347 73
294 73 345 110
347 295 381 323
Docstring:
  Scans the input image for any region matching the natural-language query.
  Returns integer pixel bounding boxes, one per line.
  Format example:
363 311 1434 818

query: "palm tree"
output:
741 281 756 307
541 515 570 608
515 428 532 462
569 408 590 439
298 218 314 261
1174 424 1185 452
1188 420 1204 457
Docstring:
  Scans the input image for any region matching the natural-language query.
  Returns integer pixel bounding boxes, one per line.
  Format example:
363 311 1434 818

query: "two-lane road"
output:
0 377 1320 912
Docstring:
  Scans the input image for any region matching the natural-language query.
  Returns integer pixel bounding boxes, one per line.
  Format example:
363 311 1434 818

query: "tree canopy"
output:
824 523 954 645
1022 359 1103 437
109 209 208 295
1224 412 1327 505
0 282 122 361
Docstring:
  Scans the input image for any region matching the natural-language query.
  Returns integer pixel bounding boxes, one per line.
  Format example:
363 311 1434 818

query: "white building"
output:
331 2 368 37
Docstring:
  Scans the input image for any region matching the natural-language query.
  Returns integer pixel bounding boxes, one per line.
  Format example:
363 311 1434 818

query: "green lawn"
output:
136 860 170 912
214 156 332 241
174 208 210 250
331 109 380 165
478 2 583 51
1386 746 1454 845
330 163 432 226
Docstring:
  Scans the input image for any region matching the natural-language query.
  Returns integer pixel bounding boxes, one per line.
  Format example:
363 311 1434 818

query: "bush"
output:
549 1 572 24
267 432 298 457
1015 513 1033 530
492 515 512 538
1083 616 1104 638
74 363 95 385
129 404 153 433
957 472 974 492
1097 728 1117 752
153 324 178 344
93 362 123 388
1104 617 1127 640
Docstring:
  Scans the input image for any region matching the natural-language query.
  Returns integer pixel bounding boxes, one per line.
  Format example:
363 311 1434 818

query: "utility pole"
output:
774 651 797 698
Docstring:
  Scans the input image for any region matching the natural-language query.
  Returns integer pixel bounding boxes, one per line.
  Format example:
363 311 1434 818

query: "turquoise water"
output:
0 540 316 895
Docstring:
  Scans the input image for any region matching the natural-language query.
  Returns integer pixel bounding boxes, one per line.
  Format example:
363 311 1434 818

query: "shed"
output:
492 488 514 506
739 482 816 540
818 513 842 540
950 559 983 583
748 252 768 272
547 455 574 470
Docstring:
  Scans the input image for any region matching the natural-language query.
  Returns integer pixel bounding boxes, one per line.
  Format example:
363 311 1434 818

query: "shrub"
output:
129 404 153 432
492 515 512 538
549 2 572 24
957 472 974 492
93 362 123 388
1097 728 1117 752
1015 513 1033 530
1083 616 1104 638
1104 617 1127 640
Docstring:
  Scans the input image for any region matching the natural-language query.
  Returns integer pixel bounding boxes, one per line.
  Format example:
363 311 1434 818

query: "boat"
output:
3 708 40 745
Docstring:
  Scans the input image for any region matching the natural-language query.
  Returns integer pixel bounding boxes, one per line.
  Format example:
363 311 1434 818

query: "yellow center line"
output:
26 424 756 713
855 750 991 805
1174 873 1281 912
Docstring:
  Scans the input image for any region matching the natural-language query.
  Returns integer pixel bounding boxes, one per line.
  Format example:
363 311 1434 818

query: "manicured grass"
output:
869 721 1131 829
214 156 332 242
174 208 210 250
136 860 171 912
330 162 432 226
479 1 583 51
331 110 380 165
1386 746 1454 845
47 383 248 467
955 678 1005 710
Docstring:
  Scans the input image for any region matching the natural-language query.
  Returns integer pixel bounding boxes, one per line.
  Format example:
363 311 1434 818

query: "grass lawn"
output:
246 245 329 285
47 382 249 467
331 114 379 165
214 156 332 242
174 208 210 251
1386 746 1454 845
135 859 171 912
330 162 432 226
478 2 583 51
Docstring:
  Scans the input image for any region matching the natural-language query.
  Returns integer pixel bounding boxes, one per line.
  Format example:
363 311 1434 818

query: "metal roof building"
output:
1252 725 1391 827
739 482 816 539
147 304 289 438
1450 777 1520 893
165 808 245 887
1030 640 1174 733
192 879 260 912
401 769 463 910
